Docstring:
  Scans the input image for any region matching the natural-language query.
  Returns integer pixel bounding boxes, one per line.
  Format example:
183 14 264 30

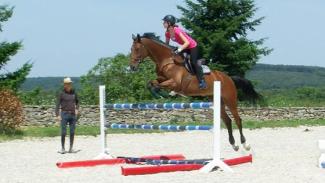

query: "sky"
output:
1 0 325 77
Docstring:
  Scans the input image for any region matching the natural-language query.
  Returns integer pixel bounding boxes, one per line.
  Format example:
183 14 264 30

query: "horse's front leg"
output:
147 78 179 98
158 78 178 91
147 77 171 98
147 79 163 98
159 78 189 97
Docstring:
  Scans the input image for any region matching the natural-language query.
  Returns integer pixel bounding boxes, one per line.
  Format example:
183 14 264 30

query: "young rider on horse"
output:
163 15 207 89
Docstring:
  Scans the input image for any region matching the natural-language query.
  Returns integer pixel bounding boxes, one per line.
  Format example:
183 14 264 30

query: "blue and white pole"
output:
107 123 212 131
104 102 212 110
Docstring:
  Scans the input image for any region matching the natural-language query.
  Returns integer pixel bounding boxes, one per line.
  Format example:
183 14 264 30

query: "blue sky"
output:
1 0 325 77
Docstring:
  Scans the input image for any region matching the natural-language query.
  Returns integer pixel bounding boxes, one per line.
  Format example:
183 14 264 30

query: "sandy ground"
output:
1 126 325 183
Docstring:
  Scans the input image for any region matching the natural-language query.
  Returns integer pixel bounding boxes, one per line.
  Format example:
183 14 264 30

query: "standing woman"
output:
163 15 207 89
55 77 79 154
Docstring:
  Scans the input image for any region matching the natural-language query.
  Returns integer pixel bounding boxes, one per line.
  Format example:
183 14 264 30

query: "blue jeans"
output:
60 112 76 136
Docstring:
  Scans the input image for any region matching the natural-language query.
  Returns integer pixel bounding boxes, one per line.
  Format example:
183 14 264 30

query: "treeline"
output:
250 64 325 73
20 63 325 91
246 64 325 89
20 77 81 91
18 59 325 107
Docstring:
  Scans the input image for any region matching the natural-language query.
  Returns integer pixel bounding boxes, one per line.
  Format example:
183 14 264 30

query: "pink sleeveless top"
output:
165 26 197 49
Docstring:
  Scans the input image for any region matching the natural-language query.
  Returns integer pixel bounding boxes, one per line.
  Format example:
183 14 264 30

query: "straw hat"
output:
63 77 73 84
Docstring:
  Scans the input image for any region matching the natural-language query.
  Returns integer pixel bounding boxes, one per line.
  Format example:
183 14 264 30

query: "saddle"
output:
177 52 211 75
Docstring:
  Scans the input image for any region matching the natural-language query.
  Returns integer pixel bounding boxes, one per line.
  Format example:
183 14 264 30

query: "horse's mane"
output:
141 32 175 50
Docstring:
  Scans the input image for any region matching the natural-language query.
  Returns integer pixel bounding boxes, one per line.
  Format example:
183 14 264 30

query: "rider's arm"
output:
165 37 170 45
177 32 190 52
165 31 170 45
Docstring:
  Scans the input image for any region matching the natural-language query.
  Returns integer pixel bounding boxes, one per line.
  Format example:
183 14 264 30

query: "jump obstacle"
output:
121 154 253 176
56 81 252 175
56 154 252 175
98 81 252 174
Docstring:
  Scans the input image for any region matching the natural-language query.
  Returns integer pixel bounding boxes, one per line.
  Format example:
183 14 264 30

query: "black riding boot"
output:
196 66 207 89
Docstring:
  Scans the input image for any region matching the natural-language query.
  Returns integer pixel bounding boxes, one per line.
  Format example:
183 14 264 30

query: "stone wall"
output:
23 105 325 126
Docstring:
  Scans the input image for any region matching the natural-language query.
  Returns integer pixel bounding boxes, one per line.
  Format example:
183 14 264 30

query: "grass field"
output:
1 119 324 142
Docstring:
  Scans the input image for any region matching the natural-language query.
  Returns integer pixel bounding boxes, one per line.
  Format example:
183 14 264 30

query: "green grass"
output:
1 119 324 142
173 119 325 129
254 88 325 107
0 125 162 142
243 119 325 129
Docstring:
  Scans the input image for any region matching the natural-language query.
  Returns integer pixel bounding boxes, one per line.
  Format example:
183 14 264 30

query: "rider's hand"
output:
173 47 182 55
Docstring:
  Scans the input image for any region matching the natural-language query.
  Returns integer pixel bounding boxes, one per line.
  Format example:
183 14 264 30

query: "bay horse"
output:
130 33 260 151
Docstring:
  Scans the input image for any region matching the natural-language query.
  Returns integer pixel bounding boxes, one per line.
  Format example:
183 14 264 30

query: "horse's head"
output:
130 34 149 71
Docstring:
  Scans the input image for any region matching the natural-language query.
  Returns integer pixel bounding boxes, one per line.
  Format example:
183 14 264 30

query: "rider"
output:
162 15 207 89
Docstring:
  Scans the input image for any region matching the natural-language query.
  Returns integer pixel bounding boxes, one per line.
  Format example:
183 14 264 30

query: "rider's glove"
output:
173 47 182 55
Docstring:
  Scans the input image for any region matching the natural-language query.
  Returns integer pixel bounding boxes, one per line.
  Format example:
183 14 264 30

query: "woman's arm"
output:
165 37 170 45
178 32 190 51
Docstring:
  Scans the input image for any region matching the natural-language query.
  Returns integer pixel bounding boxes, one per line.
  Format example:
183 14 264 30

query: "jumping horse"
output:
130 33 260 151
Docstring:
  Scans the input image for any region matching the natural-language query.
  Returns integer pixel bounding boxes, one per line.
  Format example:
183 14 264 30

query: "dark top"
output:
55 89 79 116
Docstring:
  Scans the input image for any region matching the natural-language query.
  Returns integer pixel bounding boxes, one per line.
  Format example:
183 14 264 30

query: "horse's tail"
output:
230 76 262 104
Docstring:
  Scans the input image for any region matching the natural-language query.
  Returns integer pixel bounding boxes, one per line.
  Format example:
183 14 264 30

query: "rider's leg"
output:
190 47 207 89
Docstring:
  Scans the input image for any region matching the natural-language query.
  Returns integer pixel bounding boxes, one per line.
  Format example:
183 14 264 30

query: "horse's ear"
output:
136 34 141 42
132 34 136 40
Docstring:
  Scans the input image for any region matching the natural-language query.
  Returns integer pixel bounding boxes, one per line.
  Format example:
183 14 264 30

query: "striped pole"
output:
122 164 203 176
121 154 253 176
125 154 252 166
125 158 211 165
57 154 185 168
107 123 212 131
104 102 212 110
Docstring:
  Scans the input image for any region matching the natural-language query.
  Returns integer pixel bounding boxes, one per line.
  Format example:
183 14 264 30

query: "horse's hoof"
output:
243 143 251 151
232 145 239 151
169 91 177 96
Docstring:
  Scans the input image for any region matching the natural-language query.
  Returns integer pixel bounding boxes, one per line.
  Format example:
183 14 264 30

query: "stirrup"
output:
199 80 207 89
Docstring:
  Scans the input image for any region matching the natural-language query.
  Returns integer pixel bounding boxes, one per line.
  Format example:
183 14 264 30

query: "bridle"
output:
133 38 175 71
132 43 146 64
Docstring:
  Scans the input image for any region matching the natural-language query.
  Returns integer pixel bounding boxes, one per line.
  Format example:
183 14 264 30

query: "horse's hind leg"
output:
221 101 239 151
227 102 251 151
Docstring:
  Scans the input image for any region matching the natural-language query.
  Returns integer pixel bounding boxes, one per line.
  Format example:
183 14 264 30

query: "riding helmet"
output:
162 15 177 25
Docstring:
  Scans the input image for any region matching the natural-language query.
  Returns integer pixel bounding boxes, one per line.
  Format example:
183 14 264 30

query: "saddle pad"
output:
202 65 211 74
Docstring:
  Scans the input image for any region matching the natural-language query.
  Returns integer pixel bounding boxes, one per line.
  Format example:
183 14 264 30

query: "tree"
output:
177 0 272 76
0 5 32 91
80 54 157 104
0 89 24 133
